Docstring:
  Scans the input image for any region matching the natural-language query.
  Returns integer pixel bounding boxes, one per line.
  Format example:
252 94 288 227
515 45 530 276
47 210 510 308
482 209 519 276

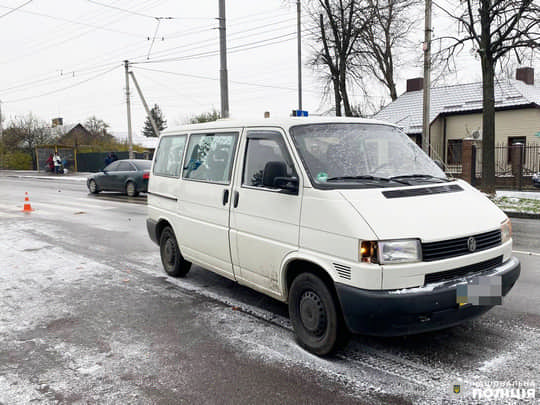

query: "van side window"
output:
153 135 187 177
183 132 238 183
243 131 297 189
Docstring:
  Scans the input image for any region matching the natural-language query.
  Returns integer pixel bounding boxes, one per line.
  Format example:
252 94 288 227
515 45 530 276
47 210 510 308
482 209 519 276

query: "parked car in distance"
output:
87 159 151 197
533 173 540 188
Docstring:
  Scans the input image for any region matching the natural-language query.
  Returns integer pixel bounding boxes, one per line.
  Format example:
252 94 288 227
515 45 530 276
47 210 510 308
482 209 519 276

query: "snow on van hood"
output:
339 180 507 242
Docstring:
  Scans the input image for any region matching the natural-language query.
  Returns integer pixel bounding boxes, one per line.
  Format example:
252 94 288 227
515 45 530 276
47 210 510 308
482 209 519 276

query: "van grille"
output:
424 256 503 284
421 229 501 262
333 263 351 280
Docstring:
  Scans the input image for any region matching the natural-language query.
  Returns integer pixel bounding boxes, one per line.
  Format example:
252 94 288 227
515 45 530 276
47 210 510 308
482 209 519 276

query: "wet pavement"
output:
0 175 539 404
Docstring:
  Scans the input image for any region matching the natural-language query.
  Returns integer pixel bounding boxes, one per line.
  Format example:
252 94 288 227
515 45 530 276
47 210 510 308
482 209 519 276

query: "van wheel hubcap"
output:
299 291 327 336
163 239 176 266
90 181 96 192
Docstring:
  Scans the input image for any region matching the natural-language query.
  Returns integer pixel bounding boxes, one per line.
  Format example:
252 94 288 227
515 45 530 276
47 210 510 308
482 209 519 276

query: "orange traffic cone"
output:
22 192 34 212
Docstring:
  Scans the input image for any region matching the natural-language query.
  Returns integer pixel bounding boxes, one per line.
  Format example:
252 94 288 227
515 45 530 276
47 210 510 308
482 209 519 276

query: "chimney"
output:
406 77 423 92
516 67 534 85
52 117 63 127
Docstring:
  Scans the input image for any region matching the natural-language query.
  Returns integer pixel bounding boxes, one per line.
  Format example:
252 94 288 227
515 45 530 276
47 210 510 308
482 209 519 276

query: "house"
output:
374 67 540 167
53 123 93 146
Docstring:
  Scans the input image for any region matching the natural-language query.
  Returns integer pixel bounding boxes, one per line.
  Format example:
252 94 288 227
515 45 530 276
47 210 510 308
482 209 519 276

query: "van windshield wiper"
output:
326 175 407 184
389 174 449 183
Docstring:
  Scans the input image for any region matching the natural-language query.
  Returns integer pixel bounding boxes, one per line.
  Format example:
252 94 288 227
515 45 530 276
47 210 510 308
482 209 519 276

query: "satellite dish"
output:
471 130 482 140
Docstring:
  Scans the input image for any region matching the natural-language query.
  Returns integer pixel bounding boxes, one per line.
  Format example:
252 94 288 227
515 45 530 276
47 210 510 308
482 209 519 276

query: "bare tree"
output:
3 114 53 169
309 0 368 116
435 0 540 193
356 0 420 101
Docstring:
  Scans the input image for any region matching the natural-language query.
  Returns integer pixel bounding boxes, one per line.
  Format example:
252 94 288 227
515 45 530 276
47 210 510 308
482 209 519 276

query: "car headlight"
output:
501 219 512 244
359 239 421 264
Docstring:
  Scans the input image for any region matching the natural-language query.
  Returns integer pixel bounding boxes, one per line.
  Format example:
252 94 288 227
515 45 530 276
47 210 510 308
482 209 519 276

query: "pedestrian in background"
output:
53 152 62 174
46 153 54 173
104 153 112 167
111 152 118 162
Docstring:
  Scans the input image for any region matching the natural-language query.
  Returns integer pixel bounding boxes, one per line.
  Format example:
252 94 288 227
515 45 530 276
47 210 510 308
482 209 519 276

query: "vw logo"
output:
467 237 477 252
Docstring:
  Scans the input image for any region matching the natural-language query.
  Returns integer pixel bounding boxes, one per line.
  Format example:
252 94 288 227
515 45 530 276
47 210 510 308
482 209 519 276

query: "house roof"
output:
374 79 540 134
48 123 81 137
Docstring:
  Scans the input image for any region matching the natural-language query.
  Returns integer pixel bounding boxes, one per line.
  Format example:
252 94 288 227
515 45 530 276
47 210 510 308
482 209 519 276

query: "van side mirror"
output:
274 176 299 193
263 161 299 194
434 160 445 171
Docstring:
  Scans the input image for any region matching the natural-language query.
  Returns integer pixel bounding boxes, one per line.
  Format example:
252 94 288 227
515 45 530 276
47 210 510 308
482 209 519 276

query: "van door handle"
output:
222 189 229 205
233 191 239 208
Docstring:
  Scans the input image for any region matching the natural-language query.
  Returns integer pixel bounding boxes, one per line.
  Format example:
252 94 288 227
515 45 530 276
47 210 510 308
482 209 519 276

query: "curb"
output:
3 174 88 182
504 211 540 220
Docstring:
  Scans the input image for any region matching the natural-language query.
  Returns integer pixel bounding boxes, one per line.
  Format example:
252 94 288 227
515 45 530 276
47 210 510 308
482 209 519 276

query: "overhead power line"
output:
132 32 298 65
87 0 212 20
0 0 33 19
5 65 120 103
132 66 320 94
0 62 119 95
0 3 142 37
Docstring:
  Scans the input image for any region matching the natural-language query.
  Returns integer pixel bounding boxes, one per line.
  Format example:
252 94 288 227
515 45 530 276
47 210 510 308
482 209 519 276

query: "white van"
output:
146 117 520 355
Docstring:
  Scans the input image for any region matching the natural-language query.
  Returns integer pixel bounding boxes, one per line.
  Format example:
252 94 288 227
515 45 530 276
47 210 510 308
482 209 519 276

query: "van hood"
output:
339 180 506 242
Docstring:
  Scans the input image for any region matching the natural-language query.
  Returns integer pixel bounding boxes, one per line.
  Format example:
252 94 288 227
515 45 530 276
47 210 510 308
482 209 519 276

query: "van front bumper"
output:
335 256 520 336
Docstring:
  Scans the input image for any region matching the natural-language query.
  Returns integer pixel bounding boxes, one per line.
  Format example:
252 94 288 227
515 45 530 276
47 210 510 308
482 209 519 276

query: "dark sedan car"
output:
533 173 540 188
87 159 151 197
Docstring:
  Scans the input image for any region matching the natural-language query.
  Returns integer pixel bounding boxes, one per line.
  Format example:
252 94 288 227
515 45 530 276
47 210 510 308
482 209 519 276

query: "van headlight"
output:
360 239 421 264
501 219 512 244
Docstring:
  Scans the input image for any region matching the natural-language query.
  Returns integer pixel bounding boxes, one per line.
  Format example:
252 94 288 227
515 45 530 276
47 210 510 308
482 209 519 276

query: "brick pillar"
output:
461 139 474 184
511 143 524 190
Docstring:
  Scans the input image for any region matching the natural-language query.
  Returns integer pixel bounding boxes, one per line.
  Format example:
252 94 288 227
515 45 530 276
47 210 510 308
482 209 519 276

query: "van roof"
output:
160 116 396 136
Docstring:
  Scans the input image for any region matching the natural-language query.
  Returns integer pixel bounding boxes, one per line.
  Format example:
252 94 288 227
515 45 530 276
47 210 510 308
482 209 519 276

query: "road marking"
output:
514 250 540 257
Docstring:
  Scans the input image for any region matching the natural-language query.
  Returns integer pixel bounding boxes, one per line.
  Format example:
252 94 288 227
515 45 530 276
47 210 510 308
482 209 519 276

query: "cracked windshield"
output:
290 123 448 187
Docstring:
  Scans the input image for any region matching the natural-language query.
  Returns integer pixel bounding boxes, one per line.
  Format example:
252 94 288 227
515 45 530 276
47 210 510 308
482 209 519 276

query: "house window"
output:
447 139 462 165
508 136 526 164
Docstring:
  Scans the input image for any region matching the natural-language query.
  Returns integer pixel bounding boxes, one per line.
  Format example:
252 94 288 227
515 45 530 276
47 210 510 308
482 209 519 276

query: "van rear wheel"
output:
160 227 191 277
288 273 349 356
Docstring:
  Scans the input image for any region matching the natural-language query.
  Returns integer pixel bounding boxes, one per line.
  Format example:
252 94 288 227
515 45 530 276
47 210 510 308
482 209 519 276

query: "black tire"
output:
159 227 191 277
126 181 138 197
288 273 349 355
88 179 99 194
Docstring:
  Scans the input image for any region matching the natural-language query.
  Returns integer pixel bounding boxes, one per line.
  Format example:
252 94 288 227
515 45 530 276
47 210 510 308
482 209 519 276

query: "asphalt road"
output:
0 175 539 404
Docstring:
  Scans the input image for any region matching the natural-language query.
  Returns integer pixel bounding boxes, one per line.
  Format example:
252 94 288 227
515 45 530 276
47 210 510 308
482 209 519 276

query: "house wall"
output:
428 118 444 160
437 107 540 146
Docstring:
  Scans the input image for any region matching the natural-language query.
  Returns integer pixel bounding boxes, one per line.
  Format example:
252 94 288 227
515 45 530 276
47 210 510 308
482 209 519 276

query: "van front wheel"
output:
160 227 191 277
288 273 347 355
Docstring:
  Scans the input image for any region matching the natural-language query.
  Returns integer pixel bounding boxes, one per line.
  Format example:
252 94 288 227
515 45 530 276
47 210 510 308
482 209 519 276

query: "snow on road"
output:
1 214 540 403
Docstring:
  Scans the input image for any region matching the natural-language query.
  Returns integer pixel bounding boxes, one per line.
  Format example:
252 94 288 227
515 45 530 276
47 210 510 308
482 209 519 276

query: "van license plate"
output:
456 275 502 306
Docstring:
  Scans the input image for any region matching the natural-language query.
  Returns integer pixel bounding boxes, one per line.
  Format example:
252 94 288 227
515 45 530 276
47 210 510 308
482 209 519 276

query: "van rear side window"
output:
153 135 187 177
183 133 238 184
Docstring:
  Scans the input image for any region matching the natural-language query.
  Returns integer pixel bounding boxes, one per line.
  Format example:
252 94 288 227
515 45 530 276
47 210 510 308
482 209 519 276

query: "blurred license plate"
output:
456 275 502 306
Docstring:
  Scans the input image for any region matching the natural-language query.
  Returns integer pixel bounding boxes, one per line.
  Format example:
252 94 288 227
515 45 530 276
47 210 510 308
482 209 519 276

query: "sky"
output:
0 0 521 139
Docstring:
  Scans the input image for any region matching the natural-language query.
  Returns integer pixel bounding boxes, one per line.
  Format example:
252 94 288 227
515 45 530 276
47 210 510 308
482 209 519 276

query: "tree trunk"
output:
339 69 353 116
333 77 342 116
480 56 496 194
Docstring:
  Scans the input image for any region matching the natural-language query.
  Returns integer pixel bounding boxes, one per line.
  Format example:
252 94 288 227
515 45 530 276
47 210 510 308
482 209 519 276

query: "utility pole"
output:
422 0 432 155
218 0 230 118
124 60 134 159
297 0 302 111
129 71 160 137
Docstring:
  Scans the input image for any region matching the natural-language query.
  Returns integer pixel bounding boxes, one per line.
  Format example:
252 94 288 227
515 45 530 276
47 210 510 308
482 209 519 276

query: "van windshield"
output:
289 123 448 188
